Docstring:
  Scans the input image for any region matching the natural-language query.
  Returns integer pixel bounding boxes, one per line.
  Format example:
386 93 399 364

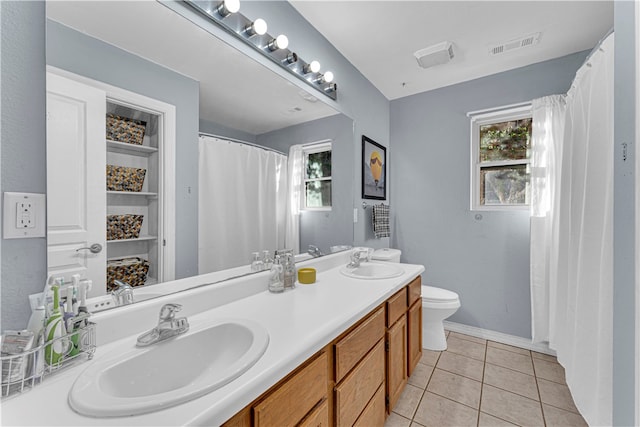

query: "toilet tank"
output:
371 248 401 263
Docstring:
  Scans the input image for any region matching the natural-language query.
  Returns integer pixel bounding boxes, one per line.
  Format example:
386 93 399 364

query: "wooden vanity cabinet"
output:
221 276 422 427
407 276 423 377
385 288 408 414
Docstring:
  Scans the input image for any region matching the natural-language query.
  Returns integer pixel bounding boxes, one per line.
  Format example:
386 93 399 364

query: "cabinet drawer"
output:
253 352 328 427
335 306 385 382
353 383 386 427
407 276 422 307
335 339 385 427
299 400 329 427
387 288 407 326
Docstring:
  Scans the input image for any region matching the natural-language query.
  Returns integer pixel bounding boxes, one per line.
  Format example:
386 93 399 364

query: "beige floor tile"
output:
531 351 558 363
427 368 482 409
393 384 425 419
487 340 531 356
408 362 434 389
542 404 588 427
410 422 426 427
486 346 534 375
384 412 412 427
532 357 566 384
419 349 441 367
478 412 518 426
414 392 479 427
436 351 484 381
448 331 487 345
537 378 579 413
446 335 486 361
483 363 539 400
481 384 544 426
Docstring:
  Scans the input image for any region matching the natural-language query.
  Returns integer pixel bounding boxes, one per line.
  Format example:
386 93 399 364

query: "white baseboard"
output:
443 320 556 356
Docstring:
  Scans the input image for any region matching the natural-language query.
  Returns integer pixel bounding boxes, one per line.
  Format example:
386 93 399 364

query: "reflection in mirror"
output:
40 1 354 312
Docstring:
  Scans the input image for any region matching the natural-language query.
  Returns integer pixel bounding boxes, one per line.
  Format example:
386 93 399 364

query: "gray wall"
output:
46 20 200 281
613 1 637 424
390 51 589 338
257 114 354 254
1 1 48 330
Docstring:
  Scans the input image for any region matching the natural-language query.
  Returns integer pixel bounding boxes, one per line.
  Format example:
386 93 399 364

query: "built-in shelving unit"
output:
106 101 163 286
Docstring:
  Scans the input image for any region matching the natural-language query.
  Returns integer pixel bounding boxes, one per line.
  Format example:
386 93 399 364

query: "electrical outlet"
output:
3 192 46 239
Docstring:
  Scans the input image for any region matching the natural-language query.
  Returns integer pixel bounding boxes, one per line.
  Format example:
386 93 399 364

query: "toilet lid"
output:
422 286 459 303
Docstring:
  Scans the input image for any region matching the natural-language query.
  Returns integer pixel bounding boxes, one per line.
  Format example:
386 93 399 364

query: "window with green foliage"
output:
471 106 532 210
303 142 332 209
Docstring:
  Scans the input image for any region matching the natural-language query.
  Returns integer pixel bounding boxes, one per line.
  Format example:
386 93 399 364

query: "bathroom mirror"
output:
40 1 355 309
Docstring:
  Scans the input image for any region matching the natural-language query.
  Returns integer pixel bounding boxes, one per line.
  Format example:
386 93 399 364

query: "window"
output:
470 105 532 210
303 142 332 210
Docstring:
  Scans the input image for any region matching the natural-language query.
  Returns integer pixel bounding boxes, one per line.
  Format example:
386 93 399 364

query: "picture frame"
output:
361 135 386 200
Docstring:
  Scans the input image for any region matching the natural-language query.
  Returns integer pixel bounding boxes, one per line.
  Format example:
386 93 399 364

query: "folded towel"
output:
372 203 390 238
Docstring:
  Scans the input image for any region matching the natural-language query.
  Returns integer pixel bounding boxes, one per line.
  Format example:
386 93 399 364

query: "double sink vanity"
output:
2 251 424 426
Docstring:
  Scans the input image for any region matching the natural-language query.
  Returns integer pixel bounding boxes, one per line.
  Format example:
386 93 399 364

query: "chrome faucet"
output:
307 245 324 258
111 280 134 306
136 303 190 347
346 248 372 268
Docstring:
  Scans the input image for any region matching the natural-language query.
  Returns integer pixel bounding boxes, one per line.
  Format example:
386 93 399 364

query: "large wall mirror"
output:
43 1 355 311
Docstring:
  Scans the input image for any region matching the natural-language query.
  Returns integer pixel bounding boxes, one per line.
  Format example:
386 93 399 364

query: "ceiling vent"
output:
489 32 541 56
414 41 455 69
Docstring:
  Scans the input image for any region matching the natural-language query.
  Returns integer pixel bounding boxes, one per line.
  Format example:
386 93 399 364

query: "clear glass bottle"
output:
268 255 284 293
262 250 273 270
283 253 296 290
250 252 264 272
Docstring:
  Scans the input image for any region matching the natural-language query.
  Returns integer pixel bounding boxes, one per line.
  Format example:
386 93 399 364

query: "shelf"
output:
107 140 158 156
107 191 157 198
107 235 157 244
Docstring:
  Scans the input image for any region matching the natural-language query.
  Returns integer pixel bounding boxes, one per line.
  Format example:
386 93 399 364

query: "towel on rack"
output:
372 203 390 238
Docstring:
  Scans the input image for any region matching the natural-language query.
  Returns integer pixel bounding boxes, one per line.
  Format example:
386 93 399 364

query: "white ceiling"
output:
290 1 614 100
46 1 338 135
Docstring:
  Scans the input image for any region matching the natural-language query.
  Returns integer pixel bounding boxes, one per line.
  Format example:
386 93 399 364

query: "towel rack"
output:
362 201 388 209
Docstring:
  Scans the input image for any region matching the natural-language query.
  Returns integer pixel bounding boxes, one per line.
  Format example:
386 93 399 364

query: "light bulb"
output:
268 34 289 51
245 18 267 36
323 71 334 83
252 18 267 35
217 0 240 17
304 60 321 74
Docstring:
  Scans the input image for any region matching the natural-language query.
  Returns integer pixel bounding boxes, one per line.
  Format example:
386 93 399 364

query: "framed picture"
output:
362 135 386 200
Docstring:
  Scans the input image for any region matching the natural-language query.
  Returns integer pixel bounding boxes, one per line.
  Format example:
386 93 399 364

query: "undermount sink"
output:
340 262 404 280
68 319 269 417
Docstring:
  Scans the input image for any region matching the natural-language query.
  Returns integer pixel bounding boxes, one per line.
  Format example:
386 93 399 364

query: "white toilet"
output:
421 285 460 351
371 248 461 352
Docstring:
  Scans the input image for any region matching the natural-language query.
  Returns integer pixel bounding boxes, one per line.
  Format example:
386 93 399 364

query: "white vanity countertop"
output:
1 259 424 426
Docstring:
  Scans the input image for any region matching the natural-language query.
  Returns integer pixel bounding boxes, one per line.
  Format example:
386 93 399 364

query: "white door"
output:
46 72 106 294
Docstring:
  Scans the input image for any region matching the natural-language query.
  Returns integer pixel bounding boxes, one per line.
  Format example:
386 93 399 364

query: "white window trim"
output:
469 104 532 211
302 140 332 212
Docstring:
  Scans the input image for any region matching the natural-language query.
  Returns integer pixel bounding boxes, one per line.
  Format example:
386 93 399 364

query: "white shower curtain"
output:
285 145 303 254
198 136 288 274
530 33 613 426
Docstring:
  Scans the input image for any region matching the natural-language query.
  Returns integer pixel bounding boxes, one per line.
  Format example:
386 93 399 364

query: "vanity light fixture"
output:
185 0 337 100
216 0 240 17
268 34 289 51
244 18 267 36
303 60 321 74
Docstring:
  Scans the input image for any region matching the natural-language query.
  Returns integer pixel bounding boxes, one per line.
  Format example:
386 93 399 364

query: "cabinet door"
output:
386 315 408 413
407 300 423 377
46 72 106 291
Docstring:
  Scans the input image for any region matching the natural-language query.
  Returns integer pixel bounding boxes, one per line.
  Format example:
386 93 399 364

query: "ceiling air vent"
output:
414 41 455 69
489 32 541 56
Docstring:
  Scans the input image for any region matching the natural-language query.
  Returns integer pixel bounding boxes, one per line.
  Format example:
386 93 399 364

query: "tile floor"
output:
385 331 588 427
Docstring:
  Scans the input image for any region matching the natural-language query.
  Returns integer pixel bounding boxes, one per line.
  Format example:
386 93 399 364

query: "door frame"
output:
47 66 176 283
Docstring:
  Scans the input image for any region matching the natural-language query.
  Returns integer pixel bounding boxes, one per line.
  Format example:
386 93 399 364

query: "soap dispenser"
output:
283 253 296 290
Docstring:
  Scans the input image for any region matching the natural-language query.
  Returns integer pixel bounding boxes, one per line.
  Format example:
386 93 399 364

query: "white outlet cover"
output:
3 192 46 239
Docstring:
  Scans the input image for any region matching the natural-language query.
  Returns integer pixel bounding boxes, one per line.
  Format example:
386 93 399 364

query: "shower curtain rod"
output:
198 132 286 155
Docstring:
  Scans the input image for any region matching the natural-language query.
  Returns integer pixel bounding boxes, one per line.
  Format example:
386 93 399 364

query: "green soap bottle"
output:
44 285 66 365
